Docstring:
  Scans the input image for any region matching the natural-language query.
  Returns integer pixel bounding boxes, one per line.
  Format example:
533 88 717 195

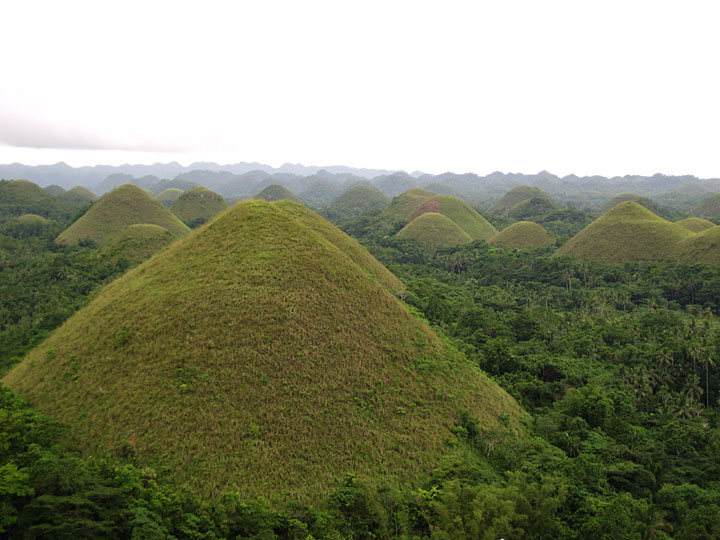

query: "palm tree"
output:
698 349 717 408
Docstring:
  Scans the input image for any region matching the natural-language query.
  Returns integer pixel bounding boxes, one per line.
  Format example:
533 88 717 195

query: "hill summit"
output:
554 201 691 263
255 183 303 204
55 184 190 245
171 186 228 227
409 194 497 241
490 221 555 249
4 200 521 501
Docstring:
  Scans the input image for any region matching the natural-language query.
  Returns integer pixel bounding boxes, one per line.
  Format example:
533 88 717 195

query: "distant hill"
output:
56 184 190 245
490 221 555 249
171 186 228 227
506 196 560 220
101 224 177 265
490 186 552 215
43 184 66 196
396 212 473 253
3 200 522 501
0 179 65 221
156 188 185 207
328 185 389 218
676 217 716 233
691 194 720 219
57 186 98 210
15 213 52 226
298 178 345 208
410 194 497 241
254 184 303 204
554 202 691 264
676 226 720 266
597 193 662 215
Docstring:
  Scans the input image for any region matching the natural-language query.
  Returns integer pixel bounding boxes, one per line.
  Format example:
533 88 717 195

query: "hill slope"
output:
0 179 65 221
490 185 551 215
171 186 228 226
410 194 497 240
597 193 661 215
692 193 720 219
490 221 555 249
380 188 436 224
676 226 720 266
101 224 178 265
676 217 716 233
156 188 185 207
396 212 473 253
4 200 522 502
55 184 190 245
57 186 98 209
554 201 691 263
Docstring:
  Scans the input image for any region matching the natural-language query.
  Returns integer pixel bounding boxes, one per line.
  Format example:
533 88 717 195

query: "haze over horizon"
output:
2 0 719 178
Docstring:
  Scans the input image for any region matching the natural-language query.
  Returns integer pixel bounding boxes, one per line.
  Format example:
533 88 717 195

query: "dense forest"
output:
2 188 720 539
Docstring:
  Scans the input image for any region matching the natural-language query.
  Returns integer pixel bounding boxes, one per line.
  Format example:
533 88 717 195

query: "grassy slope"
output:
171 186 228 224
490 221 555 249
554 201 691 263
328 185 389 217
56 184 190 245
396 212 473 253
692 194 720 219
489 186 548 214
156 188 185 207
0 179 65 221
676 226 720 265
255 184 303 204
4 200 523 502
274 200 403 293
380 188 436 224
431 195 497 240
16 213 52 225
44 184 66 196
57 186 98 209
101 224 178 265
676 217 716 233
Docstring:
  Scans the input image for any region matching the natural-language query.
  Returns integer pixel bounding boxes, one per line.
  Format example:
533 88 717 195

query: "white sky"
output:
1 0 719 177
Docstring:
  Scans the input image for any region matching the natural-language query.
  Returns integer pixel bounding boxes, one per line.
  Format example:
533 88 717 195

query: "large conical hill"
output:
171 186 228 227
410 194 497 240
554 201 691 263
380 188 436 224
490 221 555 249
255 183 303 204
4 200 522 501
396 212 473 253
328 185 389 218
55 184 190 245
0 179 65 221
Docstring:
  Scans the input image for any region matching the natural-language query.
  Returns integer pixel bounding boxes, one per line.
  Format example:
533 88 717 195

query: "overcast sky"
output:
1 0 719 177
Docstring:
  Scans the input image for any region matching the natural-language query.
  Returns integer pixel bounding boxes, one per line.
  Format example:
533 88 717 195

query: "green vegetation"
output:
326 185 389 219
676 217 716 233
43 184 66 196
15 214 51 226
101 224 178 265
397 212 473 253
676 226 720 266
55 184 190 245
490 221 555 249
254 183 303 203
411 195 497 241
598 193 662 215
57 186 98 210
299 179 344 208
4 200 521 502
692 193 720 219
0 180 66 222
379 187 436 225
506 196 560 219
489 185 551 215
170 186 228 227
155 187 184 207
555 201 692 264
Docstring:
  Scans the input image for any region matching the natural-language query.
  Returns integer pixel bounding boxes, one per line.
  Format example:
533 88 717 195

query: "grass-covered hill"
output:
0 179 66 221
170 186 228 227
410 194 497 241
506 196 560 220
327 185 389 218
299 179 345 208
55 184 190 245
396 212 473 253
489 185 551 215
15 213 52 226
490 221 555 249
57 186 98 209
675 226 720 266
691 193 720 219
676 217 716 233
380 188 436 225
597 193 661 215
100 224 178 265
43 184 66 196
3 200 522 502
254 183 303 203
554 201 691 264
156 187 185 207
